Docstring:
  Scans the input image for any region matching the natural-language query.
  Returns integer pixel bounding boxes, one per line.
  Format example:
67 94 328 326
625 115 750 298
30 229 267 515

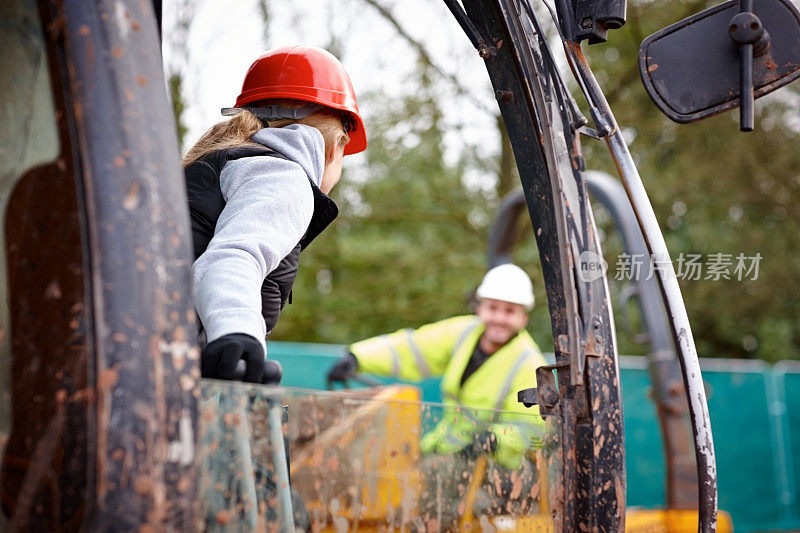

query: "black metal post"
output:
60 0 198 528
457 1 627 530
567 41 719 533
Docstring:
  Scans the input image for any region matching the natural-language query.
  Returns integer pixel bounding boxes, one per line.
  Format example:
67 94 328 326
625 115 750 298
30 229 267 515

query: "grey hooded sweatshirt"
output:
191 124 325 354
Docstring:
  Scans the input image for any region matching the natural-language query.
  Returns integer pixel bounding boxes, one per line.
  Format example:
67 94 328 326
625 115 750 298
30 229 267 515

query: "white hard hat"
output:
476 264 534 310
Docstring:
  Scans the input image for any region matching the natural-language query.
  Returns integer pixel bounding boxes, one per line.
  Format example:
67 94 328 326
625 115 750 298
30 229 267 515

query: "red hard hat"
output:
235 45 367 155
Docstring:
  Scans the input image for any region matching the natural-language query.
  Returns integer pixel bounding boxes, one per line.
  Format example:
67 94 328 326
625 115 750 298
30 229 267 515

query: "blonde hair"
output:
183 99 351 166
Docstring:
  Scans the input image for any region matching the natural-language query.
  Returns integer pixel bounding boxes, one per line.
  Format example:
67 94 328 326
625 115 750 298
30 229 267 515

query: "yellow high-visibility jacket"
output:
350 315 547 468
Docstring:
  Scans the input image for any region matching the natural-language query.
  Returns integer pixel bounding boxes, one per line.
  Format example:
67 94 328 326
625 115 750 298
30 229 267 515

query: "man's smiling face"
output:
476 298 529 348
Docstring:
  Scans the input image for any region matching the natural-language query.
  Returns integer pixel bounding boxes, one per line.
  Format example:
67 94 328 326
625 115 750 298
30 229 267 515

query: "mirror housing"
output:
639 0 800 124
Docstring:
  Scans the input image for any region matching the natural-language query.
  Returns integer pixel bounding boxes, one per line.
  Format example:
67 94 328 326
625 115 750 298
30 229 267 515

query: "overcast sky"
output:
161 0 501 176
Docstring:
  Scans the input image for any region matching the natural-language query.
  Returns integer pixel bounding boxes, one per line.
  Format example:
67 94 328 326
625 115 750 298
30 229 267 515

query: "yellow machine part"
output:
290 386 731 532
291 385 551 532
458 449 551 532
626 509 734 532
290 385 423 530
458 508 733 532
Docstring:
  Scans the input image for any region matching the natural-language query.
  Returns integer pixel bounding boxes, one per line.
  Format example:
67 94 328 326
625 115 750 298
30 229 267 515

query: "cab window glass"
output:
0 1 94 530
0 0 60 473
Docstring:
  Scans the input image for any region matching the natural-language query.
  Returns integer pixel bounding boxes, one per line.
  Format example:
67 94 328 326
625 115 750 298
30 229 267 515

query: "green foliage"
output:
583 0 800 359
271 0 799 361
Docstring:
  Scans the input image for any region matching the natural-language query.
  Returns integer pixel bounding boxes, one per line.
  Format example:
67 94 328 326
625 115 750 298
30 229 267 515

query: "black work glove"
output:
327 352 358 383
201 333 268 383
459 430 497 460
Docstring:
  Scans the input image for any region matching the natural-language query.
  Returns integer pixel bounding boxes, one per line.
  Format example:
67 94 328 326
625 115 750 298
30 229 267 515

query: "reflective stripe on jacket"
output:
350 315 547 468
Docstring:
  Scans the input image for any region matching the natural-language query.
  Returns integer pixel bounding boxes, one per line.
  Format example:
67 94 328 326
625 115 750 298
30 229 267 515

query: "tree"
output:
163 0 195 148
165 0 800 360
582 0 800 360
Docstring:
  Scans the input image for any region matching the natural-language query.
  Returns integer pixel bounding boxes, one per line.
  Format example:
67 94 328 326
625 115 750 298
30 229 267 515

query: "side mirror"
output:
639 0 800 128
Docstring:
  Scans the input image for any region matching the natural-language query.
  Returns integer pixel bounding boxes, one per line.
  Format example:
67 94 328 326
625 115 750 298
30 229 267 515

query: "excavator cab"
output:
3 0 799 530
1 0 196 529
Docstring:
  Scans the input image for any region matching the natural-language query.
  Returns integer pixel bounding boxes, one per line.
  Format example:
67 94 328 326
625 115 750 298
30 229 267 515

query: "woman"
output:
183 45 366 383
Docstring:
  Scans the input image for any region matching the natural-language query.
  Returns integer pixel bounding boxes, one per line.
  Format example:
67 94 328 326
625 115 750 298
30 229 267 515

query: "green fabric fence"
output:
267 341 800 532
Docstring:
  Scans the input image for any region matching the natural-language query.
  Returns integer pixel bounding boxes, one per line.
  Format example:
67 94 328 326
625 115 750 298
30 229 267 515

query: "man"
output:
327 263 547 525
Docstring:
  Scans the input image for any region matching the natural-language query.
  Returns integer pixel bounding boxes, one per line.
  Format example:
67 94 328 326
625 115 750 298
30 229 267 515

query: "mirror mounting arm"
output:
729 1 771 131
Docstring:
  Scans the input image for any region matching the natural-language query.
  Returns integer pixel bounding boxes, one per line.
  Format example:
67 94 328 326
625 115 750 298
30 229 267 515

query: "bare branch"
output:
358 0 495 115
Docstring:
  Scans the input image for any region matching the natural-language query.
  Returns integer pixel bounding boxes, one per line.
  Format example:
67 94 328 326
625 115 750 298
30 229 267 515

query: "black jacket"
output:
184 145 338 337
